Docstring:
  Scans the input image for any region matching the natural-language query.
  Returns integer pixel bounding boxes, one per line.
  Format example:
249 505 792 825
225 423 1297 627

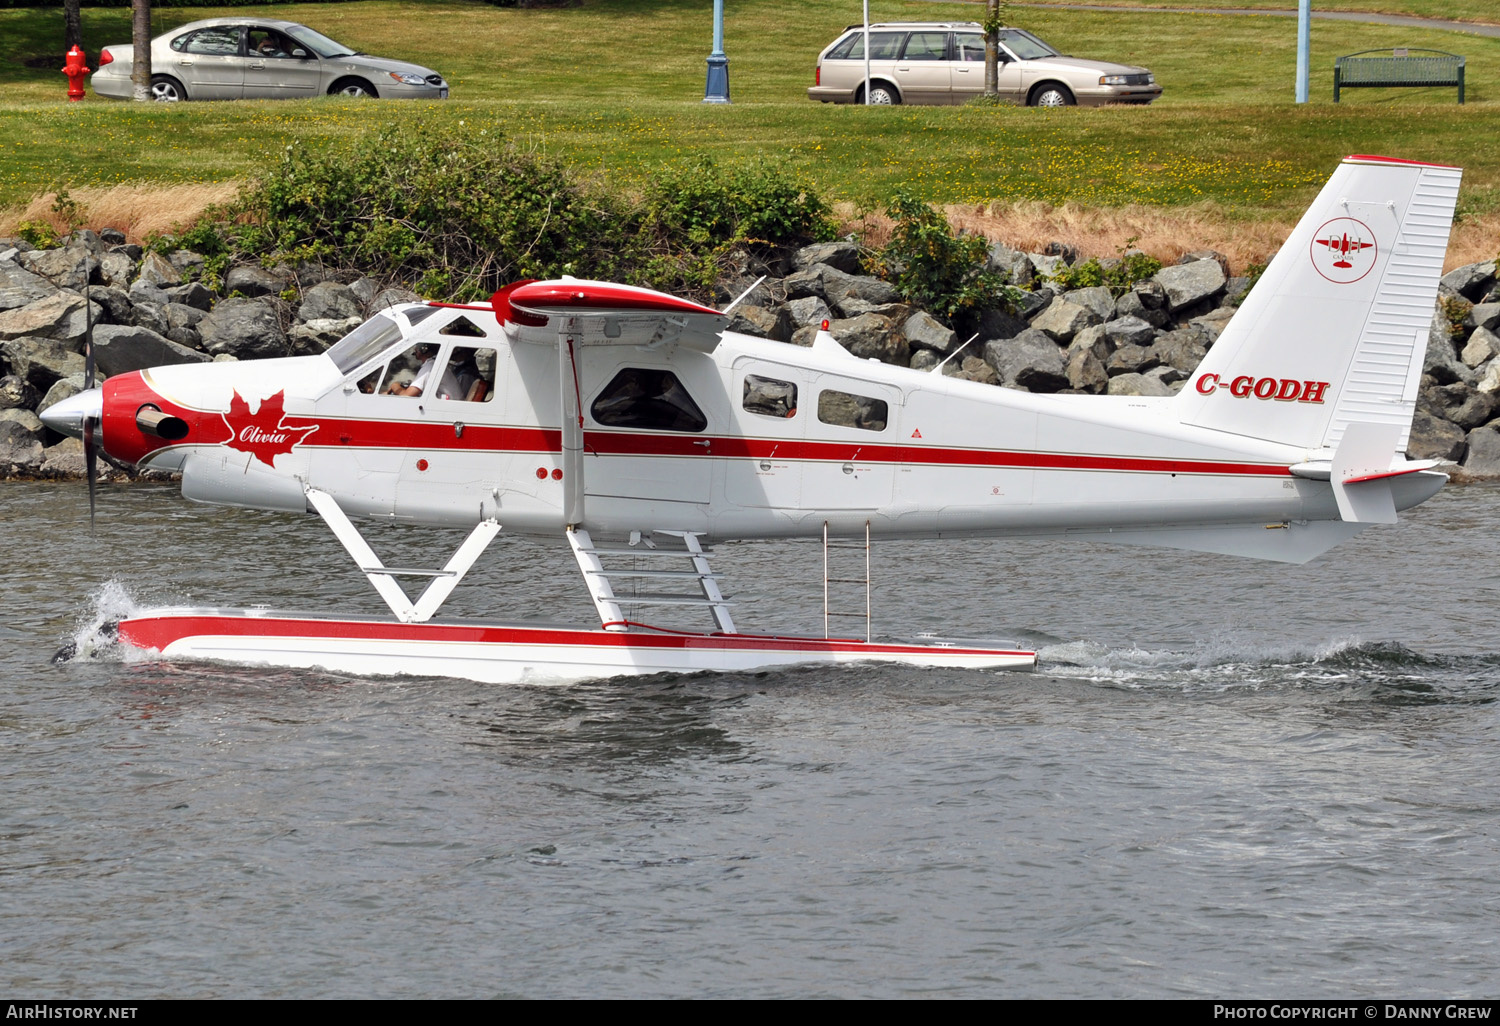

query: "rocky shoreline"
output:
4 230 1499 480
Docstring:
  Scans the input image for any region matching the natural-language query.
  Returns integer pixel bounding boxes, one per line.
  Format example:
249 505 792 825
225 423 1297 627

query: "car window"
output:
834 31 905 62
826 33 861 61
283 25 355 59
246 27 297 59
177 27 242 57
901 32 948 61
998 29 1059 60
954 33 986 62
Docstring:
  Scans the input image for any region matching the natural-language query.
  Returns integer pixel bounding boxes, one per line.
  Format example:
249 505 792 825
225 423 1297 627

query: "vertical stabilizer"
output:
1174 156 1461 455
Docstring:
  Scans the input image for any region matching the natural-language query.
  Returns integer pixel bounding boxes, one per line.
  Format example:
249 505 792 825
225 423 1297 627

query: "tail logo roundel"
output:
1310 218 1377 284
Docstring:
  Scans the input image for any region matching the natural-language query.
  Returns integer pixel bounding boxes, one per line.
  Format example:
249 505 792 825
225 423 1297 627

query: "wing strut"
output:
306 487 501 623
559 323 586 527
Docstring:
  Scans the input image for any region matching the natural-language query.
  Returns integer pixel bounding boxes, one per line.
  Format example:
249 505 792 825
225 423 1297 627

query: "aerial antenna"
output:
930 333 980 374
721 275 767 316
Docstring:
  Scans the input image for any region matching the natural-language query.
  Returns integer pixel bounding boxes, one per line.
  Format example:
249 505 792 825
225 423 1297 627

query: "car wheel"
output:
331 78 378 99
1028 83 1074 108
864 83 899 105
150 75 185 102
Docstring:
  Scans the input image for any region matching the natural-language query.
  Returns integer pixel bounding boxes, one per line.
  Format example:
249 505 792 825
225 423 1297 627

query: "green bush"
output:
1049 251 1162 297
870 189 1020 324
155 128 834 302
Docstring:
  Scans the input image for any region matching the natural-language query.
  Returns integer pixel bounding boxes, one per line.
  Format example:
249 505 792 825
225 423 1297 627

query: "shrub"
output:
871 190 1021 323
1049 251 1162 297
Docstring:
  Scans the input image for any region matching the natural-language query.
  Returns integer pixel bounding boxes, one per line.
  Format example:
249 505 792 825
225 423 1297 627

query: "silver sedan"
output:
90 17 448 102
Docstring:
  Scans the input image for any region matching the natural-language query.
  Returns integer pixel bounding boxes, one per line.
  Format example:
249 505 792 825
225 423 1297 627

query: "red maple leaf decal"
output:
220 390 318 468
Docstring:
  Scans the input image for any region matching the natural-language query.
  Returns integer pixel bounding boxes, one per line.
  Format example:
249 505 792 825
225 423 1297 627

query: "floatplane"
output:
44 155 1459 683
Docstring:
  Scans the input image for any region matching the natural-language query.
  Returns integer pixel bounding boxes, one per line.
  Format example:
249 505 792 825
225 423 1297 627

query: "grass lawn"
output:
1 0 1497 253
1015 0 1499 23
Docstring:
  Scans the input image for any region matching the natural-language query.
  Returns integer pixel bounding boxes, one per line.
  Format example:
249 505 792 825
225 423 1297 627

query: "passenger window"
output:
247 28 294 59
182 28 241 57
743 375 798 419
818 389 888 432
901 32 948 61
373 343 436 397
955 34 986 62
827 34 860 61
839 32 905 62
592 369 707 432
447 346 497 402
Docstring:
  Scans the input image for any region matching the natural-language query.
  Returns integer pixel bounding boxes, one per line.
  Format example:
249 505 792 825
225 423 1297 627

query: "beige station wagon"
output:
808 21 1161 107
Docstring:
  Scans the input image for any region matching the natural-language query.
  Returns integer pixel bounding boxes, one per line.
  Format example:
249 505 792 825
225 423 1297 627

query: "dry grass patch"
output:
843 201 1500 276
0 182 241 244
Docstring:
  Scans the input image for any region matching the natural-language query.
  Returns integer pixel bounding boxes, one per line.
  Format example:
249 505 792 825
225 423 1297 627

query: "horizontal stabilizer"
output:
1330 421 1402 523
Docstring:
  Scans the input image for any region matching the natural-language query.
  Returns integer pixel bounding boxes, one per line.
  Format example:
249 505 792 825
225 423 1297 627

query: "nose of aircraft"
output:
40 388 103 442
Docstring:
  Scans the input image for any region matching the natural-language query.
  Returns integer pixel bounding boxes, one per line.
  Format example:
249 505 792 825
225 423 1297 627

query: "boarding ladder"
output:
822 519 871 641
568 528 736 634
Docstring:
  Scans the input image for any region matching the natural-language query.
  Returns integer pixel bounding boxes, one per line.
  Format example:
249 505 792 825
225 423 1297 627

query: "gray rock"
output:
955 355 1000 385
835 298 913 321
371 288 423 313
1406 409 1468 461
1478 360 1500 395
1461 326 1500 368
984 329 1068 392
1461 426 1500 476
92 324 210 378
198 297 288 359
1101 315 1156 349
789 324 817 348
728 304 793 343
1113 289 1170 328
1069 324 1113 362
0 425 43 474
1431 382 1499 430
1107 344 1159 377
1152 327 1210 373
37 374 86 416
163 281 214 311
817 267 898 307
1030 298 1101 343
827 313 907 365
298 280 362 323
1029 254 1066 279
162 302 207 347
135 250 181 287
90 285 134 326
1012 288 1052 321
1465 302 1500 334
0 291 100 347
348 276 378 311
1425 311 1473 386
1154 259 1227 312
1188 306 1235 343
1 337 87 392
987 243 1035 287
785 295 834 329
902 310 957 355
225 264 289 299
1065 286 1115 321
1065 346 1108 394
289 316 363 355
18 245 97 291
1440 261 1496 303
791 241 862 275
130 300 171 338
128 279 170 308
167 249 205 277
909 348 942 372
1144 364 1188 389
0 374 39 411
0 407 44 441
974 305 1028 341
1223 276 1252 306
99 228 127 245
1179 249 1231 276
0 259 58 312
39 437 86 478
1107 372 1174 397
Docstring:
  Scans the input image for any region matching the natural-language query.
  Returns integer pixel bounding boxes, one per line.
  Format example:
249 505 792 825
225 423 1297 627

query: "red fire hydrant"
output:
62 45 90 102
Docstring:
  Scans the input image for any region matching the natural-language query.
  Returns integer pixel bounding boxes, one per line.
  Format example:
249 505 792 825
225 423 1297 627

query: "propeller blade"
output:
84 278 95 391
83 412 97 533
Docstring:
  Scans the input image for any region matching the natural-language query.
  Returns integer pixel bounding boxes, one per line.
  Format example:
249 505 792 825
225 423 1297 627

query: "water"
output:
2 482 1497 997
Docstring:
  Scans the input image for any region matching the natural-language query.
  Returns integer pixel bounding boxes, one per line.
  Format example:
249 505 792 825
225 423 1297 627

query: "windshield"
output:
284 26 356 58
326 314 403 374
998 29 1059 60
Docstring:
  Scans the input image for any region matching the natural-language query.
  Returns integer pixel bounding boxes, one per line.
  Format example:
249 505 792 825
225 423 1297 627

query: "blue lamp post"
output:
704 0 730 103
1295 0 1310 102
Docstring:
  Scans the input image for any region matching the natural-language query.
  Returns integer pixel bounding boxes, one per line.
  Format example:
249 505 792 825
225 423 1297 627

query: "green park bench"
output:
1334 49 1465 104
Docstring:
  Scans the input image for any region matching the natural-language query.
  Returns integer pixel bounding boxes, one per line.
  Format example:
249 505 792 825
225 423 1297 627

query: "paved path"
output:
1007 3 1500 38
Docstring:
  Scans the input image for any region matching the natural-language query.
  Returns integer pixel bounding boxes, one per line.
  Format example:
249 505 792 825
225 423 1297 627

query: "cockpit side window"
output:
327 314 403 375
591 368 707 432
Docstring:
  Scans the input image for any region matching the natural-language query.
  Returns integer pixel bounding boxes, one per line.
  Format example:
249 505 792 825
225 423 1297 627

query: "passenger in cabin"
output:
387 344 462 399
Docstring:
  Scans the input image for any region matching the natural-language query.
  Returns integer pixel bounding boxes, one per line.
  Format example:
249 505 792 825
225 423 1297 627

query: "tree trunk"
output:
983 0 999 98
64 0 82 57
131 0 151 102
